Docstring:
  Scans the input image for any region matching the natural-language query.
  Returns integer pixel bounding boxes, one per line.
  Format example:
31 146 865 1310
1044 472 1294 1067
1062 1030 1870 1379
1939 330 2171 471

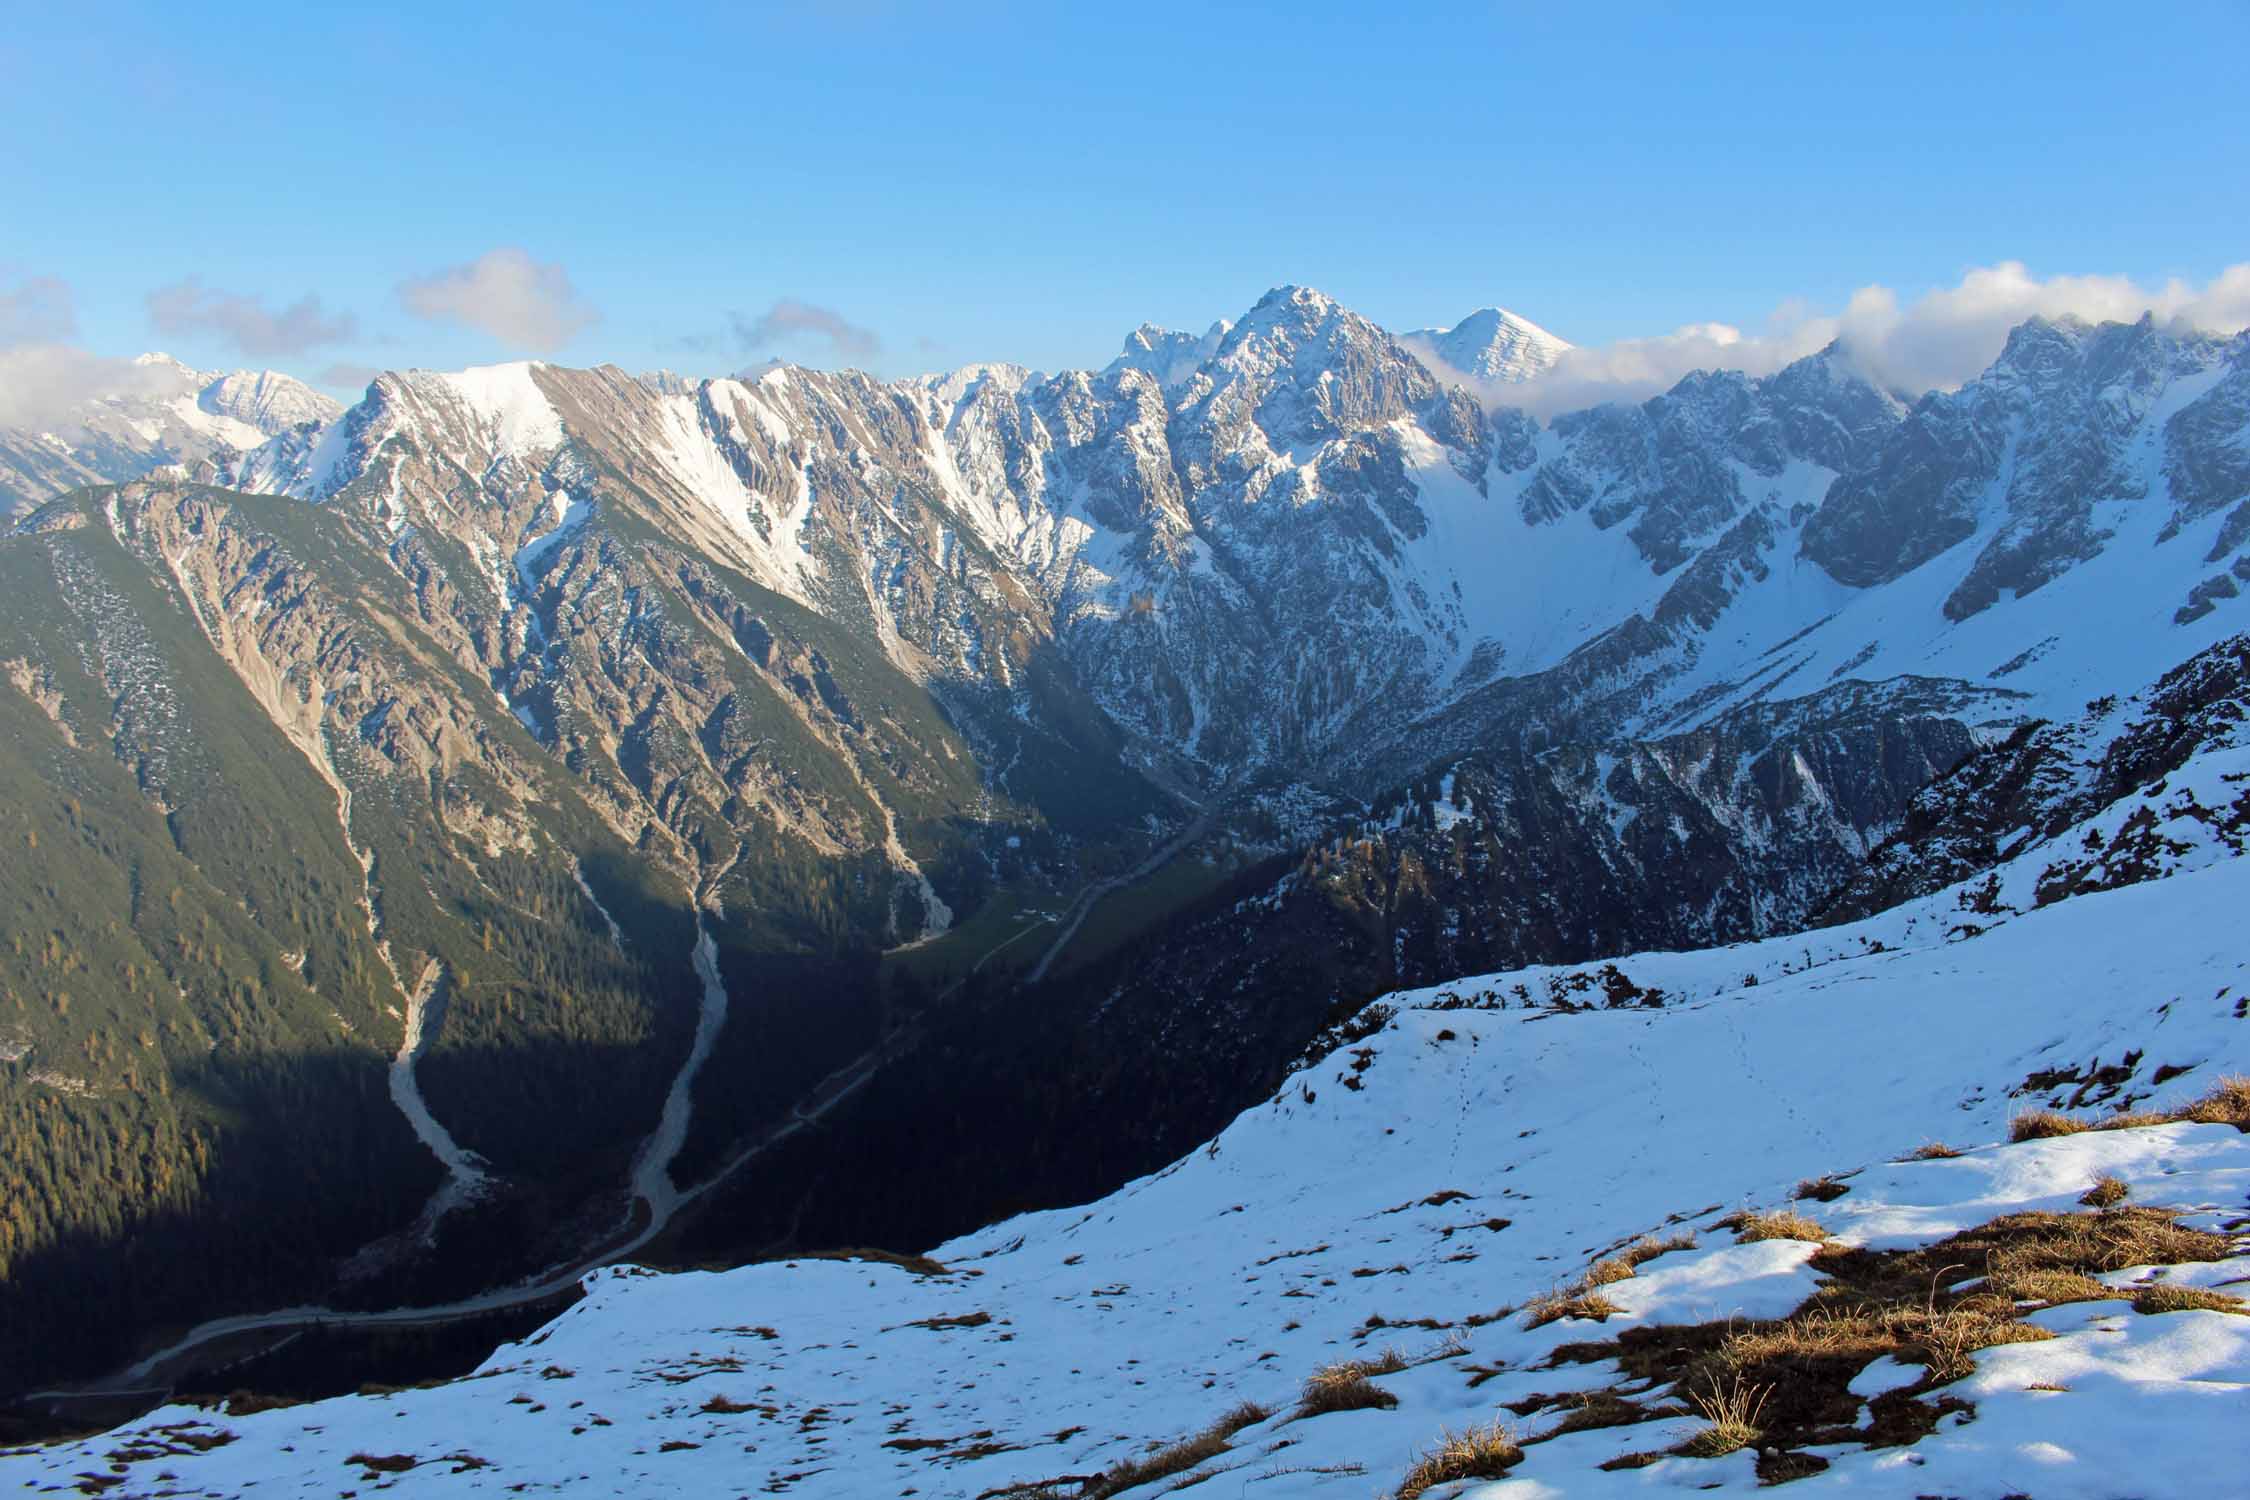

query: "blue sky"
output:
4 0 2246 393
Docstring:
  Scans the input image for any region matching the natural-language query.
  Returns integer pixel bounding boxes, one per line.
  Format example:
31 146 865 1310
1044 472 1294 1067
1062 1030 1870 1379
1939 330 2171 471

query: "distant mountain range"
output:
0 353 339 513
180 291 2250 787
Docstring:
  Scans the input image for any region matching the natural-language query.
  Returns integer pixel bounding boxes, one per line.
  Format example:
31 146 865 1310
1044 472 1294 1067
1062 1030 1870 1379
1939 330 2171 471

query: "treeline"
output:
411 848 700 1183
0 1047 435 1392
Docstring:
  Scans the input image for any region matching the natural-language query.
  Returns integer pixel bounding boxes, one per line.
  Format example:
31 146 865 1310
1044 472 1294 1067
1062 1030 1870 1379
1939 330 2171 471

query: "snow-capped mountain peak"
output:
179 297 2250 800
130 350 205 380
1405 304 1573 384
197 367 341 435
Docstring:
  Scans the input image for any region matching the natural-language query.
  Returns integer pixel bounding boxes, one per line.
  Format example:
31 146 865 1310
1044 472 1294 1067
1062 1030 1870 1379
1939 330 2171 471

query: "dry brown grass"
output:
1631 1230 1698 1261
788 1246 954 1276
1999 1208 2231 1273
1815 1207 2230 1297
1678 1373 1769 1457
2008 1109 2089 1142
1542 1198 2236 1471
1768 1206 2234 1366
2078 1175 2130 1208
1296 1352 1406 1417
1728 1209 1831 1244
1087 1400 1270 1497
1915 1295 2056 1381
2180 1074 2250 1129
1393 1420 1523 1498
1581 1255 1637 1288
1615 1230 1697 1267
1986 1267 2117 1307
1216 1399 1272 1430
1904 1142 1963 1160
1521 1288 1624 1329
1526 1233 1694 1327
2131 1283 2248 1316
1693 1294 2053 1389
1515 1389 1656 1439
904 1311 991 1330
2010 1075 2250 1145
1712 1304 1899 1373
1794 1175 1850 1202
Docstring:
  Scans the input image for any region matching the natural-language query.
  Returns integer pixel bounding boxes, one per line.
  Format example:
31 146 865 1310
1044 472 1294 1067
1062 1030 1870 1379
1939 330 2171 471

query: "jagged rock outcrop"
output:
1804 318 2244 616
1818 634 2250 922
1509 346 1905 572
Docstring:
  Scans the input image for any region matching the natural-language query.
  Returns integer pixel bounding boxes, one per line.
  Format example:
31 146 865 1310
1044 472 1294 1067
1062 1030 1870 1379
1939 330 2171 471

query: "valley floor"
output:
9 763 2249 1497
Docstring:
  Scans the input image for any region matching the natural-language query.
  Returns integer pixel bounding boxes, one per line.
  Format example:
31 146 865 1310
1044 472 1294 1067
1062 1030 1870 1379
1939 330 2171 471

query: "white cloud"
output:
0 274 76 346
1508 319 1820 418
0 344 170 429
1494 261 2250 417
316 361 384 392
0 275 162 429
1831 262 2250 395
731 298 880 361
146 278 357 358
397 248 598 352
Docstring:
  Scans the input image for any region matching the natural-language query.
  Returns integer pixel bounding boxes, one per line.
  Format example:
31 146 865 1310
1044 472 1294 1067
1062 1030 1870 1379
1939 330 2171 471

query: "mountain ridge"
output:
182 293 2250 793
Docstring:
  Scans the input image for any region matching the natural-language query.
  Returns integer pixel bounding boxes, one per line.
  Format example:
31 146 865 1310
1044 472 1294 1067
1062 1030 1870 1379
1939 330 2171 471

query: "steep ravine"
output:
384 962 491 1242
628 925 731 1225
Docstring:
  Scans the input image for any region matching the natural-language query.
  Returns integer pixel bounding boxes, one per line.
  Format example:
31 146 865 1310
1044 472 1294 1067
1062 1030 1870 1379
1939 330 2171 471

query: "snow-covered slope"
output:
17 653 2246 1497
1388 319 2250 780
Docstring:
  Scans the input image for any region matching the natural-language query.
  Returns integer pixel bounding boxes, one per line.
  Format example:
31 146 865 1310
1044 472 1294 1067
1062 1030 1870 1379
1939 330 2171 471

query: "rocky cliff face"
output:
223 358 1170 900
1024 681 1981 1097
1804 317 2244 618
1818 633 2250 923
1509 346 1904 573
